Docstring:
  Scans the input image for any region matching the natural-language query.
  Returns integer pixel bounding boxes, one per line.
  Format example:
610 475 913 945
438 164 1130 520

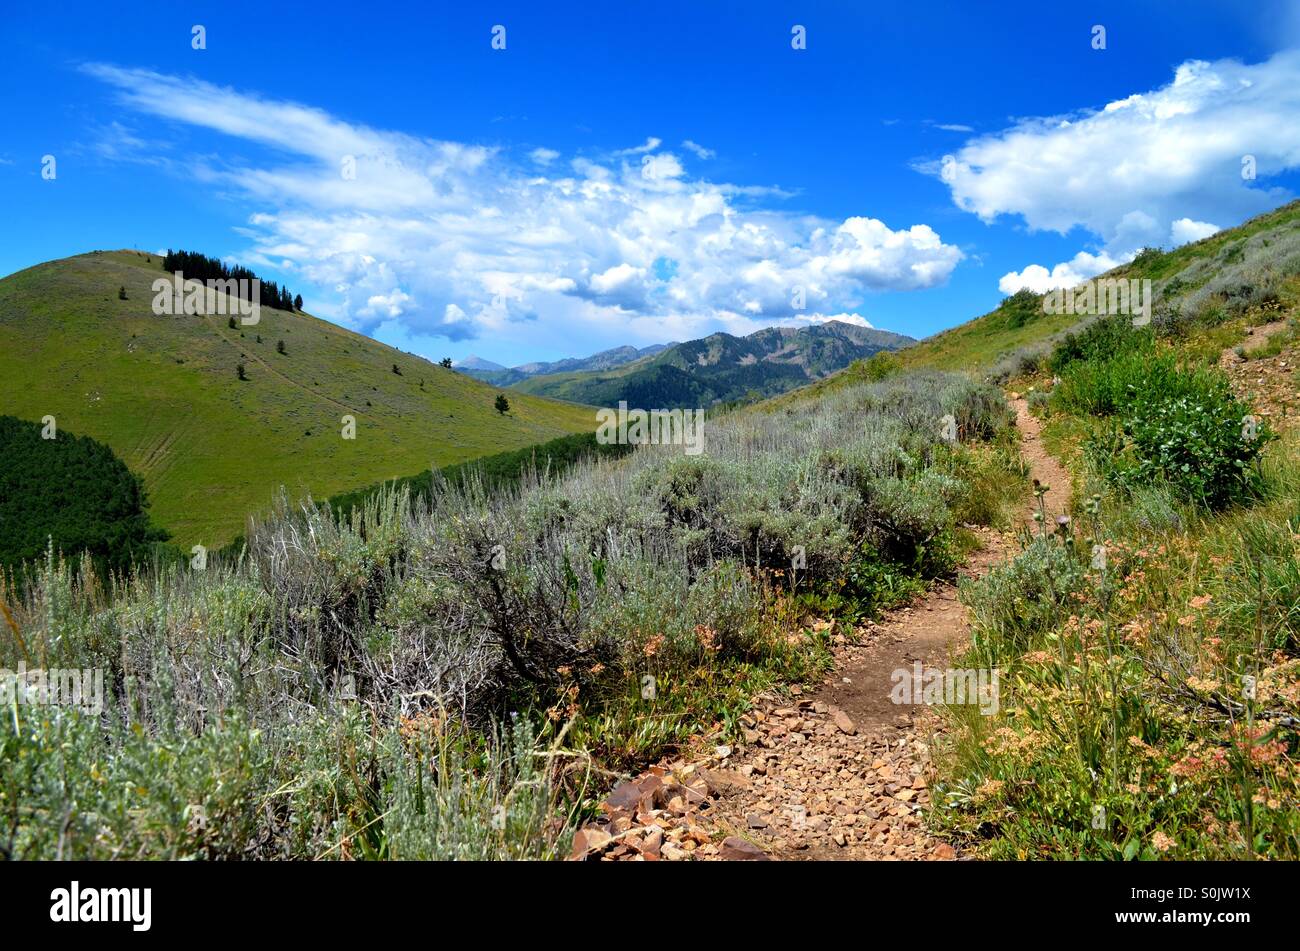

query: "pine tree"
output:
236 363 247 381
277 340 286 355
293 294 303 311
494 394 510 415
118 285 127 300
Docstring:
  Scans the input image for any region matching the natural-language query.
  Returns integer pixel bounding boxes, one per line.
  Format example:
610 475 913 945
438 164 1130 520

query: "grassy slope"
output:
854 200 1300 376
0 250 596 546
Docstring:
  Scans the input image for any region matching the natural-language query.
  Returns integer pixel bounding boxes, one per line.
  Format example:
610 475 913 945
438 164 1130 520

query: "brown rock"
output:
569 827 612 860
697 767 751 797
719 836 772 861
831 708 857 735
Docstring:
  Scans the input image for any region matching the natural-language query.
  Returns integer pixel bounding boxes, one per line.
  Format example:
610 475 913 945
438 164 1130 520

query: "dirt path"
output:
1012 396 1071 529
1217 317 1291 369
1217 318 1297 429
570 398 1069 862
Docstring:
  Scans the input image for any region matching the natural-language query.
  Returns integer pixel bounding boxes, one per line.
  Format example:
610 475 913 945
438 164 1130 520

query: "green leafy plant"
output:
1112 373 1275 509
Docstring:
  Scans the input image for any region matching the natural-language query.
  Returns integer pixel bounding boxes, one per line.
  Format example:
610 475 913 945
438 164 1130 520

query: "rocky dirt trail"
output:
569 398 1069 862
1218 317 1297 429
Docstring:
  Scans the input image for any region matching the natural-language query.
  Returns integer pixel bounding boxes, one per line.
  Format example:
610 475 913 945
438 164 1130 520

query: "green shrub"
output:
1052 348 1177 417
1109 371 1275 509
1048 312 1154 374
1001 288 1042 329
960 535 1088 666
1026 389 1051 417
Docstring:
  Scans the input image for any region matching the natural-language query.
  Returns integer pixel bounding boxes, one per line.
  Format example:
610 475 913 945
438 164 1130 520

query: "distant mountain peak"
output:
455 355 508 371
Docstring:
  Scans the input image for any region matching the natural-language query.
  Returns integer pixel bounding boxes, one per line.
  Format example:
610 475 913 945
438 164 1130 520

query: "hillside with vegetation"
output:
931 293 1300 859
0 356 1020 858
0 250 596 547
0 415 168 572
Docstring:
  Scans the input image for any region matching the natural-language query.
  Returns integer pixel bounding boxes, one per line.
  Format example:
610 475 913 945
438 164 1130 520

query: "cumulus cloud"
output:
998 250 1126 294
85 64 960 347
932 51 1300 290
1169 217 1221 245
362 289 412 319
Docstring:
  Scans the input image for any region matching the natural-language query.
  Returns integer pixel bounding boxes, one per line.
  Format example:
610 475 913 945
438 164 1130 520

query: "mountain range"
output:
456 343 675 386
467 321 914 408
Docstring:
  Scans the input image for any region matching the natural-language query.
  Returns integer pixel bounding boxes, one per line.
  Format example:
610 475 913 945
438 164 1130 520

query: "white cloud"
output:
935 123 974 133
998 250 1127 294
931 51 1300 290
787 312 876 329
362 288 412 319
638 152 685 181
614 136 662 155
85 65 960 349
682 139 716 159
1169 217 1221 245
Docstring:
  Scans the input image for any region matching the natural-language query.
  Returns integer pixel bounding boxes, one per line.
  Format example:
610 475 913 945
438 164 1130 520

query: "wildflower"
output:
1151 830 1176 853
975 778 1005 800
694 624 720 651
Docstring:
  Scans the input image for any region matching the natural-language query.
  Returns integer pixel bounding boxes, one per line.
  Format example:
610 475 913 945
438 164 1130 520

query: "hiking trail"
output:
570 394 1071 861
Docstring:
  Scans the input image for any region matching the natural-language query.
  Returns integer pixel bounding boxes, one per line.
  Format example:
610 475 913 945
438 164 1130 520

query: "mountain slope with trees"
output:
0 414 168 571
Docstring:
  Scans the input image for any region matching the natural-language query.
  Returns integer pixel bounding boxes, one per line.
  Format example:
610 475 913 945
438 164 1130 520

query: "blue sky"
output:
3 1 1299 366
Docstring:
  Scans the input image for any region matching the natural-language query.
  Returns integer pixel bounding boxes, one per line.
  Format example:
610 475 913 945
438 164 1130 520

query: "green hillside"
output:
512 320 914 407
0 250 596 547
